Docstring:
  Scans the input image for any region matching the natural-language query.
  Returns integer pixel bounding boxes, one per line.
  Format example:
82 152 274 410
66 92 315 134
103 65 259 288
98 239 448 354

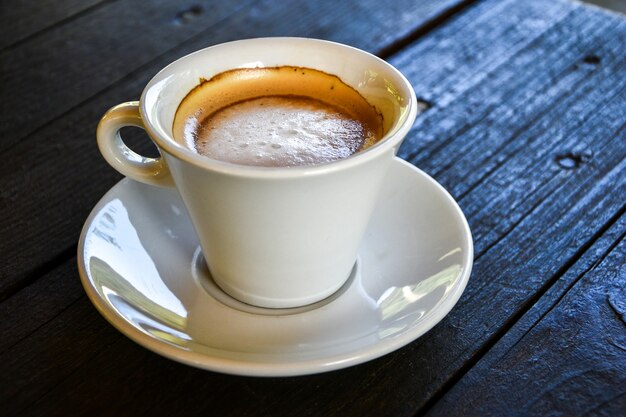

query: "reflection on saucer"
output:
89 199 189 344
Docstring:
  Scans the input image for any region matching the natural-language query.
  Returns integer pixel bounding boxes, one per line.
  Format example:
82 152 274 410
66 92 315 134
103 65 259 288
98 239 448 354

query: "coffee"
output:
173 66 384 167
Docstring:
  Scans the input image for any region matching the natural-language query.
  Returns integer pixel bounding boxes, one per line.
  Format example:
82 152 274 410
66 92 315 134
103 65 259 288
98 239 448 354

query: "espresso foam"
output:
173 66 384 167
194 96 376 166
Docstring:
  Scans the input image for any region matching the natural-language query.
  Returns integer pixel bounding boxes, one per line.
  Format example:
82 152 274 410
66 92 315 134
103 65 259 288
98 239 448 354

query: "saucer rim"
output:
77 158 473 376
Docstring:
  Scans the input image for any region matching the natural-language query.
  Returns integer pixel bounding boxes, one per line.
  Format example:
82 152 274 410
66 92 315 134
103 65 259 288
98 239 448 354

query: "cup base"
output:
191 248 356 314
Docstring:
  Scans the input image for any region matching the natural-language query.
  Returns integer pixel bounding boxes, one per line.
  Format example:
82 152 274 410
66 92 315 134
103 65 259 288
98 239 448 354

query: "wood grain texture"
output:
0 0 106 50
1 0 625 416
0 254 84 354
0 0 251 152
426 213 626 417
0 0 469 300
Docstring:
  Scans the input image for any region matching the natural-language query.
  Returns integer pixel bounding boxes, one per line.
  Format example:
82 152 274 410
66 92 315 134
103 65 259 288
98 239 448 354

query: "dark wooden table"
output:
2 0 625 415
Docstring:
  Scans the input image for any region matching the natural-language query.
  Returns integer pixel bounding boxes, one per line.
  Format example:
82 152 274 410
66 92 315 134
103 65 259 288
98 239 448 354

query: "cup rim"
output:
139 37 418 178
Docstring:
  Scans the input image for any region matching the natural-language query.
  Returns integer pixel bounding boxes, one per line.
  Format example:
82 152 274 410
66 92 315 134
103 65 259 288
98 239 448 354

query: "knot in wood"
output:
554 151 592 170
582 55 601 65
173 5 203 25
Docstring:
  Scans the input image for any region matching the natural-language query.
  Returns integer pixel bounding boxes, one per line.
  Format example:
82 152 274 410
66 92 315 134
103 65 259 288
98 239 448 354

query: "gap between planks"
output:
376 0 477 59
499 225 626 361
414 202 626 417
0 0 116 53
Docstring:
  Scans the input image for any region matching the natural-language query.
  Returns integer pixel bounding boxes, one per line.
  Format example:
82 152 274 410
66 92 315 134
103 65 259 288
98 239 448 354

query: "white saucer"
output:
78 158 473 376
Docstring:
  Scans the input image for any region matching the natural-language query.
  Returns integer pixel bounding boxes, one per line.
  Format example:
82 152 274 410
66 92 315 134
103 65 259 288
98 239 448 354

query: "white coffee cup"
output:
97 38 417 308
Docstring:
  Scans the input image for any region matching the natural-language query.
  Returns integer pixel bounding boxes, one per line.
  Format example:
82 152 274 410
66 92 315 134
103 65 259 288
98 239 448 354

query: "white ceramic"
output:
78 158 473 376
97 38 418 308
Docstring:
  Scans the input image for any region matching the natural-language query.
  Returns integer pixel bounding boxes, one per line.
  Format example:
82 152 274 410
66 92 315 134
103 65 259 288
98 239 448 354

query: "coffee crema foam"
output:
173 66 384 167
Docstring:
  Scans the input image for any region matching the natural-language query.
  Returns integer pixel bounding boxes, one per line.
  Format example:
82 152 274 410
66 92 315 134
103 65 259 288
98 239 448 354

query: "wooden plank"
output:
426 214 626 417
0 262 123 413
0 253 84 353
1 1 625 416
419 30 626 257
0 0 470 299
0 0 251 152
0 0 106 50
0 0 467 153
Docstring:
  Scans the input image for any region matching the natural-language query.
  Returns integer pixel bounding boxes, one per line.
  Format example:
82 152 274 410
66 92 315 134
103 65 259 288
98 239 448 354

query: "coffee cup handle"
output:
97 101 173 187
